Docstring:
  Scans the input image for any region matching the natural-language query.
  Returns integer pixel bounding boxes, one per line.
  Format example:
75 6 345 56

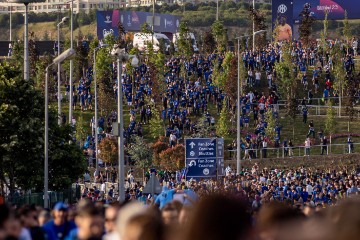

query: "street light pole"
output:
116 58 125 202
93 44 108 174
216 0 219 21
111 47 139 202
9 5 12 43
57 17 69 126
44 48 75 208
252 0 255 52
235 35 249 175
69 0 74 124
44 64 53 209
152 0 155 45
24 3 29 80
237 37 241 175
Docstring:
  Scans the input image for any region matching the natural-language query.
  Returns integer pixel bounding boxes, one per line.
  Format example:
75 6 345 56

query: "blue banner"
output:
272 0 294 41
293 0 360 21
96 10 119 40
97 10 180 39
185 138 217 180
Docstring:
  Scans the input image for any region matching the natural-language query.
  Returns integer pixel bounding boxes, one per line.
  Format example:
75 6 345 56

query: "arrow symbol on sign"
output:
189 142 196 149
188 160 196 167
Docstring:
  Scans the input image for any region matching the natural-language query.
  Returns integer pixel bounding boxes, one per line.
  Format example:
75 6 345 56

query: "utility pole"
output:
69 0 74 124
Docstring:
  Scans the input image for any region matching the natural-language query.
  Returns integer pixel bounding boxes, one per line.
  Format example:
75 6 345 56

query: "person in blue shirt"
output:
155 186 178 209
42 202 77 240
65 201 104 240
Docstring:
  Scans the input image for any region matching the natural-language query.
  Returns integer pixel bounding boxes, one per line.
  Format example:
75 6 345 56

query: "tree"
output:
192 115 212 138
325 101 337 153
343 10 351 44
0 63 86 194
95 35 116 116
148 105 165 140
75 114 87 145
29 32 39 80
331 44 347 117
211 20 227 52
159 145 185 172
216 99 229 137
127 135 153 181
274 41 296 98
98 137 118 165
203 30 216 54
265 109 276 144
151 136 169 167
298 3 316 47
249 6 268 50
177 21 193 58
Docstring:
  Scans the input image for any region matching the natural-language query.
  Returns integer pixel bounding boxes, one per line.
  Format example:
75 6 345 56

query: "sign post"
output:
185 138 224 181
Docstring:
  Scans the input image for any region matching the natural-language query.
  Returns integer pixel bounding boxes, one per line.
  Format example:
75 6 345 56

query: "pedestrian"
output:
307 120 315 138
321 136 328 155
304 138 311 156
302 106 308 124
262 139 267 158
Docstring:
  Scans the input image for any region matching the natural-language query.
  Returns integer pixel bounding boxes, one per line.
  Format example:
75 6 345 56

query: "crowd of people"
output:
75 36 360 165
1 163 359 240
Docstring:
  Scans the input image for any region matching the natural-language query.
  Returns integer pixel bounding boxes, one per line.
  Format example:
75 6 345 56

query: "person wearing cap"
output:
42 202 76 240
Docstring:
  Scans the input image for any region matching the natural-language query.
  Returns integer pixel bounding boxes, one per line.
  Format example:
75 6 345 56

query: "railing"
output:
225 142 359 160
5 186 80 208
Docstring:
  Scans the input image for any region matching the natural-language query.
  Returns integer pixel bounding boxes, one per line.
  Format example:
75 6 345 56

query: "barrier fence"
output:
226 142 359 160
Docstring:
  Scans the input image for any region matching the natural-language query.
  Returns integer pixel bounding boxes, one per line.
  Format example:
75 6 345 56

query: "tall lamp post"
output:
235 35 249 175
93 43 108 174
44 48 75 208
57 16 69 125
111 46 139 202
9 0 45 80
69 0 74 124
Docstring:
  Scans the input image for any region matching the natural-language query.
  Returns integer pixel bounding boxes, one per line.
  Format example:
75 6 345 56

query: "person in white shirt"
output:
255 70 261 87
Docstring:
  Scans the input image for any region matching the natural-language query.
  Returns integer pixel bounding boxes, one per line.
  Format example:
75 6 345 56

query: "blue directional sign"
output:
185 138 218 180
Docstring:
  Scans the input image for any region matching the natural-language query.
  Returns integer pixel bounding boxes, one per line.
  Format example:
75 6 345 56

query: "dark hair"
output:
183 195 251 240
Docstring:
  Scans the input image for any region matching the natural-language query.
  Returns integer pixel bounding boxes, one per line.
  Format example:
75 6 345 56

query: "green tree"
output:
177 21 193 58
75 114 87 145
265 109 276 143
343 10 351 44
211 20 227 52
148 105 165 140
325 101 337 153
275 41 296 98
0 63 86 194
127 135 153 181
331 44 347 117
216 99 229 137
192 115 212 138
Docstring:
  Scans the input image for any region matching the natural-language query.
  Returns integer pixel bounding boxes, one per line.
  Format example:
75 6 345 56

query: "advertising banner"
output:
97 10 180 39
272 0 294 41
96 10 119 40
293 0 360 20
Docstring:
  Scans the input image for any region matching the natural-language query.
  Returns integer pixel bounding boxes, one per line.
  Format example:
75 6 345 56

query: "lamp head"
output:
131 57 139 67
61 17 69 24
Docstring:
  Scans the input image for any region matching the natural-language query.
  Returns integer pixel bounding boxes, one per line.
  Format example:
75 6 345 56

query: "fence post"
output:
282 147 284 158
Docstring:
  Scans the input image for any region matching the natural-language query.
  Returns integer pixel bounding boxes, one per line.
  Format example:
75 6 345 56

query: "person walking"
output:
304 138 311 156
321 136 328 155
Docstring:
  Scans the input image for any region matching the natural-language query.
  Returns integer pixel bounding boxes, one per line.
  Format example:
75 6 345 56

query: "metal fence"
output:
5 185 81 208
226 142 359 160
